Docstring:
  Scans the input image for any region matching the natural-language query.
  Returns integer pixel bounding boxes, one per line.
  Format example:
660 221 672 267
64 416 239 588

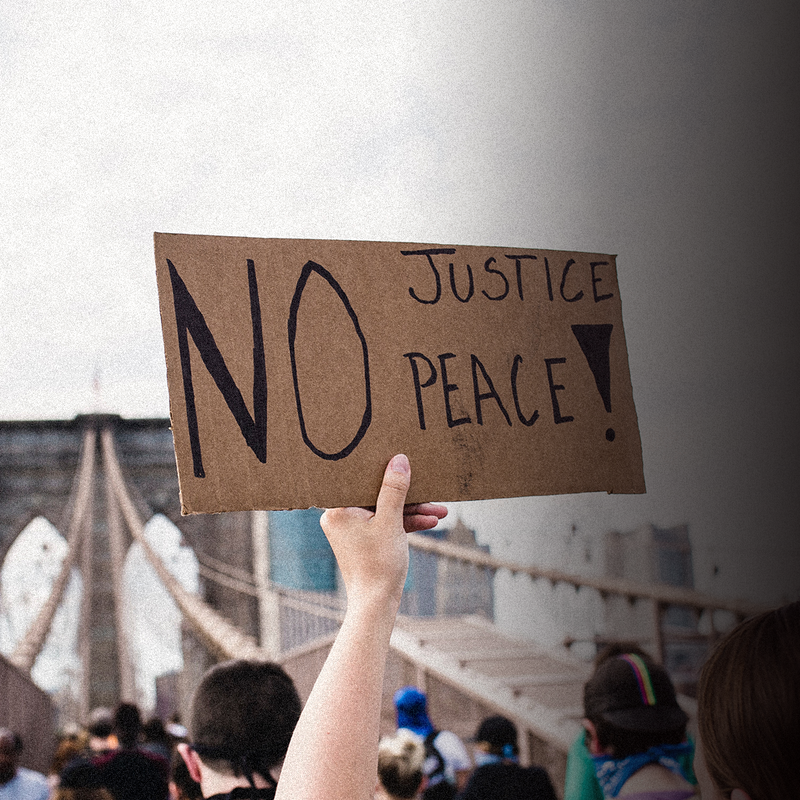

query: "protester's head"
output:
696 601 800 800
472 715 518 759
56 757 112 800
85 707 115 753
583 652 688 758
186 659 301 783
143 717 170 747
113 702 142 749
0 729 22 784
376 729 426 800
87 708 114 740
50 732 89 777
393 687 433 737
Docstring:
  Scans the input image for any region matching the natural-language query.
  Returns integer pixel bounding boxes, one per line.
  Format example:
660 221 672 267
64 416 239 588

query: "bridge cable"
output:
10 428 97 672
100 428 266 663
104 453 137 701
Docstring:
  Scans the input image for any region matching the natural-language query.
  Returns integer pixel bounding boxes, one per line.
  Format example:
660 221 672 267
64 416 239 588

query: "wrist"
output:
344 586 402 626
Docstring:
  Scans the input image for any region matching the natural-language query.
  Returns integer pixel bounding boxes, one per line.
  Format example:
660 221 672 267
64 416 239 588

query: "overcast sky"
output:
2 1 799 609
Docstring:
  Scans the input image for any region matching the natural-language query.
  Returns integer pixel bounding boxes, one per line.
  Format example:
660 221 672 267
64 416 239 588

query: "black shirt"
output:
456 762 558 800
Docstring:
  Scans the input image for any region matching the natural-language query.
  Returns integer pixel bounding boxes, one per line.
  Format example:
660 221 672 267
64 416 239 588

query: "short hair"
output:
472 715 518 757
377 729 425 799
87 708 114 739
0 729 21 752
189 660 301 780
698 601 800 800
113 703 142 749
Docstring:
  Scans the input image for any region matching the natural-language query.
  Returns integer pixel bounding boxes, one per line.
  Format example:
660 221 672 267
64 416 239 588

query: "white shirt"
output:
0 767 49 800
423 730 471 787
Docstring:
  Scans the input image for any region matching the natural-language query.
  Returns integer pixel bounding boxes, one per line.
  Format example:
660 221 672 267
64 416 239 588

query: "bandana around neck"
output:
591 742 693 798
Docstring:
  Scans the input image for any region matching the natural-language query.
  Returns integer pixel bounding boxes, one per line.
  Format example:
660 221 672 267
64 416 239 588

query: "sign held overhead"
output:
154 234 645 513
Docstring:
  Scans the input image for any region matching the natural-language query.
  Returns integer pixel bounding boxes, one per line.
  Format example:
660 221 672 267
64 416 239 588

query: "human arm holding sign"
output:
274 454 446 800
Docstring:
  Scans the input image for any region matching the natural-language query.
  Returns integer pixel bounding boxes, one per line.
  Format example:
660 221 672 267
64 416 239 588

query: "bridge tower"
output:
0 415 259 718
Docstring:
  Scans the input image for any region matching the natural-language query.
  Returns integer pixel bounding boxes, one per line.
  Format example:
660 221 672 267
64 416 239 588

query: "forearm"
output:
275 595 400 800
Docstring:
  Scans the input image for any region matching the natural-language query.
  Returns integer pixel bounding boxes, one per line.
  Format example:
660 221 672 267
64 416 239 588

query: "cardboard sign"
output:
154 234 645 513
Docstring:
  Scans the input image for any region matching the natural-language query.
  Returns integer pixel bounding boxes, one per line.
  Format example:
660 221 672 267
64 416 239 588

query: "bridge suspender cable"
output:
10 428 97 673
100 428 267 663
104 451 137 701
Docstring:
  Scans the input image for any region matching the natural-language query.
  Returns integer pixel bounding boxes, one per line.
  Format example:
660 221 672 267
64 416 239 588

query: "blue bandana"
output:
473 745 518 768
394 687 433 737
591 742 693 798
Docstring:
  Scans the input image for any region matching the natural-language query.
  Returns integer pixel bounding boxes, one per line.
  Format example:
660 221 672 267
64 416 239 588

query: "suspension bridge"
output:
0 415 762 791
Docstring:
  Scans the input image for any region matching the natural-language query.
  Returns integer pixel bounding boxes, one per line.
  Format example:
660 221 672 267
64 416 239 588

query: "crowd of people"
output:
1 455 797 800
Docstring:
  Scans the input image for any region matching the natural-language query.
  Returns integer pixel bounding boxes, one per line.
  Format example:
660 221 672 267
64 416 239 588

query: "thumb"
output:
374 454 411 523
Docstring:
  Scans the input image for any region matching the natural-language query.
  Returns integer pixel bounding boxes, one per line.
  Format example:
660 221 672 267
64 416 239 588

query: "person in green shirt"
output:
564 645 695 800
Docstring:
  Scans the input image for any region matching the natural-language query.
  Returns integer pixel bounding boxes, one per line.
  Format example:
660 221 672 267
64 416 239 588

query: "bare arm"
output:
275 454 446 800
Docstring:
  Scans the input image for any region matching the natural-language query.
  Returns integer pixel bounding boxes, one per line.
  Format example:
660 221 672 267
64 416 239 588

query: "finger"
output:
321 505 373 533
403 514 442 533
403 503 448 520
373 454 411 524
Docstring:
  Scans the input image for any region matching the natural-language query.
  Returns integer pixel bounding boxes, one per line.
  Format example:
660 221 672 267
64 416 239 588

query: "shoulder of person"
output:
433 730 470 762
17 766 49 785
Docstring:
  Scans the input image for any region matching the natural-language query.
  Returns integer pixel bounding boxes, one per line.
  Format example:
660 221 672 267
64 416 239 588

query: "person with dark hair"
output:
86 709 117 756
376 729 426 800
142 717 172 762
581 653 695 798
176 660 302 799
694 600 800 800
393 687 471 799
0 728 49 800
48 729 89 794
456 715 556 800
174 454 445 800
54 757 113 800
87 702 169 800
565 644 695 800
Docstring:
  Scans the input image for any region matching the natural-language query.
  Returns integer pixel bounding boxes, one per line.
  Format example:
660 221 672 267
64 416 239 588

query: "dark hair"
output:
0 729 22 752
87 708 114 740
584 653 687 759
113 703 142 749
473 715 519 757
142 717 170 745
588 718 686 760
189 660 301 779
698 601 800 800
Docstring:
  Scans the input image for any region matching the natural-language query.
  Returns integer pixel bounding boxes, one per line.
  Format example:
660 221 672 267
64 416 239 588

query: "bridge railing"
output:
194 519 764 677
404 531 763 673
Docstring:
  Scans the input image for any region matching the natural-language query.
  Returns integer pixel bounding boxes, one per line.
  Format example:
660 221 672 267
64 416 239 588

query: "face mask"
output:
473 751 501 768
473 744 518 768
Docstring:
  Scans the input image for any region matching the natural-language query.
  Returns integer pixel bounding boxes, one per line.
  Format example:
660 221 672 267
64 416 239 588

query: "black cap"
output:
584 653 688 733
472 716 518 749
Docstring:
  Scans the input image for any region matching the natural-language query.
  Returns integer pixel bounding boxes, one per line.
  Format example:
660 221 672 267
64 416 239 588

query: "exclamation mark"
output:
571 324 615 441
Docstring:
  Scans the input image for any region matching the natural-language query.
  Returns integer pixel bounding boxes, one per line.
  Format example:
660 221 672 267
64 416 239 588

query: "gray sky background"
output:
2 2 799 608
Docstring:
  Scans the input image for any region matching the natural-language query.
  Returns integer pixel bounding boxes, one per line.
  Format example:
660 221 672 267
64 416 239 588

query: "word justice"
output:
401 248 615 305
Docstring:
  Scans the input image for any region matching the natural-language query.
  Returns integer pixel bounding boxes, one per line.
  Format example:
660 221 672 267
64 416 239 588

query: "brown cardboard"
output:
154 234 645 513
